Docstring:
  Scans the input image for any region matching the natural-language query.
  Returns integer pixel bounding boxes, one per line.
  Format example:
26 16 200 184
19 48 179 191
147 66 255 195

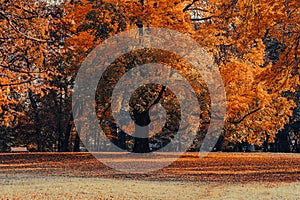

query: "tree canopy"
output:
0 0 299 152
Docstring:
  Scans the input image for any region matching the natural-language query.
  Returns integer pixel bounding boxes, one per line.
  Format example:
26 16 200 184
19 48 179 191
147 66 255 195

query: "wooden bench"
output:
11 147 29 152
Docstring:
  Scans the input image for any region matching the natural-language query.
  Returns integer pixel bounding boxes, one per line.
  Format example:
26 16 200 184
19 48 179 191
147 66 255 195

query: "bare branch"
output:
185 7 211 13
294 34 299 70
151 85 166 108
190 16 213 21
0 78 32 87
228 107 262 124
183 0 199 12
0 63 47 74
0 10 48 43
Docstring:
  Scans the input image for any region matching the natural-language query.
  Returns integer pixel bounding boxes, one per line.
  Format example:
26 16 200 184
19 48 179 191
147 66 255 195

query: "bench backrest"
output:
11 147 28 152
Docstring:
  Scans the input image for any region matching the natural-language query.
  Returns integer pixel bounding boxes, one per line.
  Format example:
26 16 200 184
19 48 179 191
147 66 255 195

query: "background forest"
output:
0 0 299 153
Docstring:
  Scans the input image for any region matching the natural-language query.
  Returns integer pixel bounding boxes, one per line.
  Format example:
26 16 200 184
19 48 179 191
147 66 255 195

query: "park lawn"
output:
0 152 300 199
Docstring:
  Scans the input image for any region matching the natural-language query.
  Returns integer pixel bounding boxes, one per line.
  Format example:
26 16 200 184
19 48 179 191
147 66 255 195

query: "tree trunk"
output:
132 110 150 153
131 85 165 153
62 114 73 151
118 129 127 150
133 137 150 153
28 90 42 151
73 132 80 152
57 86 63 152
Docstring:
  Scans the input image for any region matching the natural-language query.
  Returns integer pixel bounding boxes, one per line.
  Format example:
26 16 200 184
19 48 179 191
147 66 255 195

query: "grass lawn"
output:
0 152 299 199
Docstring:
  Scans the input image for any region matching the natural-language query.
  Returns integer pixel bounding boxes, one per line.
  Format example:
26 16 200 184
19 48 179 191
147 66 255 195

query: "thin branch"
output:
12 4 39 16
190 16 213 21
183 0 199 12
0 78 32 87
185 7 211 13
151 85 166 107
228 107 262 124
0 37 17 40
0 63 47 74
294 35 299 70
0 10 48 43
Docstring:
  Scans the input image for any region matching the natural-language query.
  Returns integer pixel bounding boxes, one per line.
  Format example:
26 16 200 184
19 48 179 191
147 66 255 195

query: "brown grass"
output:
0 152 299 183
1 152 300 199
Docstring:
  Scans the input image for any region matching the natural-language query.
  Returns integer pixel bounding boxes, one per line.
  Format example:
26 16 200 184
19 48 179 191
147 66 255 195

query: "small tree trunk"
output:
28 89 42 151
73 133 80 152
62 114 73 151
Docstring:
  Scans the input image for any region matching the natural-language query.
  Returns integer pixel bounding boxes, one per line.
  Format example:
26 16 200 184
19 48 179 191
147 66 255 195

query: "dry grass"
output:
0 152 300 199
1 174 300 199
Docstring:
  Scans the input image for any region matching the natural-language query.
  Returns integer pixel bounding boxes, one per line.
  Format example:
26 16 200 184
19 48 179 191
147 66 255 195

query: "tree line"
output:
0 0 299 152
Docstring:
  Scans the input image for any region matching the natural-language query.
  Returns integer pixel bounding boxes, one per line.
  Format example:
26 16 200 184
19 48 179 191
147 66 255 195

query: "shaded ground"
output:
0 152 299 183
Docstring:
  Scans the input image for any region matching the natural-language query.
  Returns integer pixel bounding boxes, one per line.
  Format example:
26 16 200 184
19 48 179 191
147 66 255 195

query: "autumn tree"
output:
0 0 74 150
65 0 300 153
66 0 210 153
186 0 299 148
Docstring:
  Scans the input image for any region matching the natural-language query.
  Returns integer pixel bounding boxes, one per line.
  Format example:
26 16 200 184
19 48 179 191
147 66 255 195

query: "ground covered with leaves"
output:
1 152 299 183
0 152 300 199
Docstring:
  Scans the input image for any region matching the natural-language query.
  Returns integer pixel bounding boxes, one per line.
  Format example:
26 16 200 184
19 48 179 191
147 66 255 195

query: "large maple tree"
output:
188 0 299 146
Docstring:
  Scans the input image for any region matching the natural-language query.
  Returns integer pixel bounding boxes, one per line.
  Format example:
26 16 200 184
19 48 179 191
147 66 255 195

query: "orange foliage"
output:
1 0 299 147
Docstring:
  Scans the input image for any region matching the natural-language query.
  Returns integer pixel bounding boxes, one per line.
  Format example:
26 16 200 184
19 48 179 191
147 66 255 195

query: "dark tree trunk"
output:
133 137 150 153
62 114 73 152
131 0 150 153
73 132 80 152
132 86 166 153
117 130 127 150
57 86 63 152
132 111 151 153
28 90 42 151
